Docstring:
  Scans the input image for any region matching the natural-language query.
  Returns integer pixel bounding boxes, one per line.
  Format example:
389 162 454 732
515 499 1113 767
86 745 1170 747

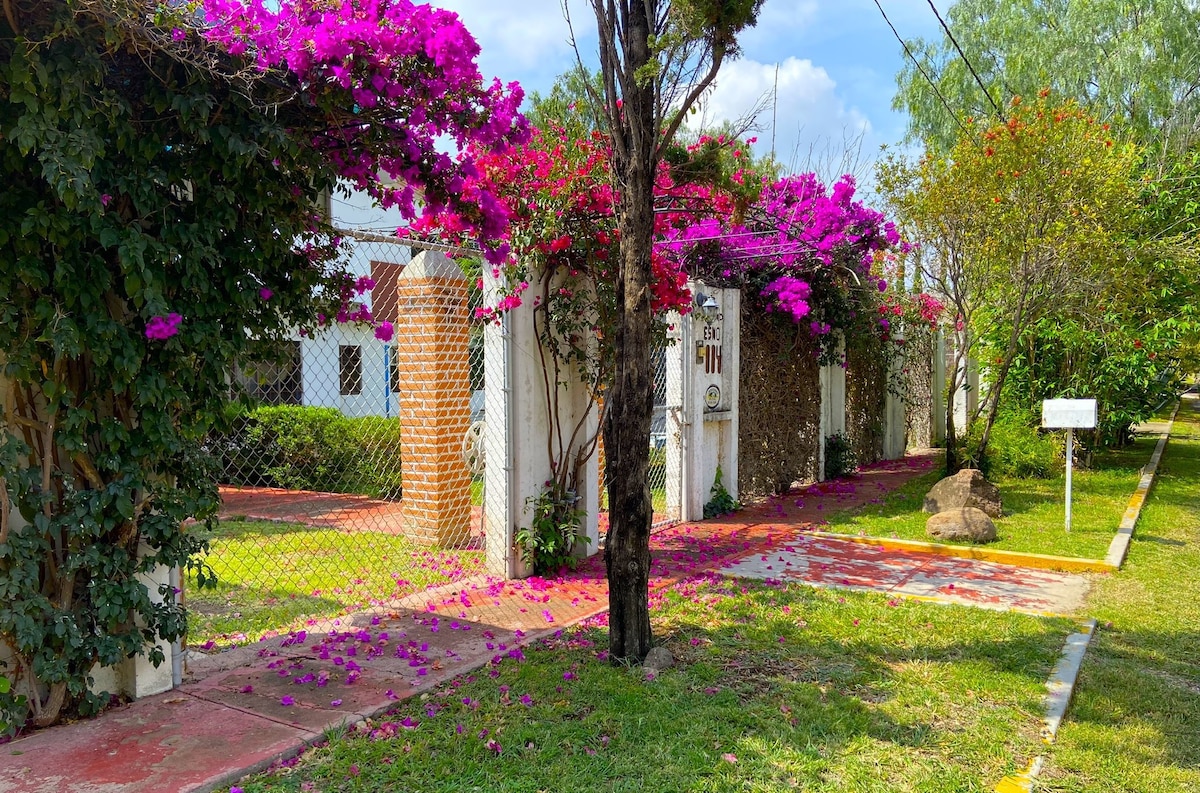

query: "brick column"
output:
393 252 472 546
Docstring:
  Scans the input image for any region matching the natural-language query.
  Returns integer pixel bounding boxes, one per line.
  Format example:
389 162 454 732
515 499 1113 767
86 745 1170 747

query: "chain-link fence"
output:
597 335 682 533
189 232 489 650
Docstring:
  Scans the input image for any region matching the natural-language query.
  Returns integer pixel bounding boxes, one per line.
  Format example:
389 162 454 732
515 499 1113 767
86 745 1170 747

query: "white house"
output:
238 189 484 420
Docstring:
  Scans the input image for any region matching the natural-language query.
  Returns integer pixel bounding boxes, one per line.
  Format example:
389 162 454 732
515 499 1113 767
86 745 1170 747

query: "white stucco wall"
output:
299 324 396 418
679 284 740 522
481 268 600 578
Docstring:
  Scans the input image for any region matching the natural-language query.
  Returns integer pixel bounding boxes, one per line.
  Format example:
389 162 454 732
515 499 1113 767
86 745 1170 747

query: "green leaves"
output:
895 0 1200 151
0 1 345 729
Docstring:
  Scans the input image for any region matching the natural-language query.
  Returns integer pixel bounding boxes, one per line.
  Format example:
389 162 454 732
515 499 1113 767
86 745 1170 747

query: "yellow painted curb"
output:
1104 398 1181 568
806 531 1116 573
994 758 1041 793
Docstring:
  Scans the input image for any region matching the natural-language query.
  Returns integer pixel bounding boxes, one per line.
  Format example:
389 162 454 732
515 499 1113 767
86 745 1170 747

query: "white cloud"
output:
737 0 820 52
433 0 592 82
689 57 873 177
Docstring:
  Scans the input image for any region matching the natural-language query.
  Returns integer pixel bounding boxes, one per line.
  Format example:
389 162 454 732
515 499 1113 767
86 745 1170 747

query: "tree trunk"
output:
944 333 964 474
975 301 1025 460
603 0 656 665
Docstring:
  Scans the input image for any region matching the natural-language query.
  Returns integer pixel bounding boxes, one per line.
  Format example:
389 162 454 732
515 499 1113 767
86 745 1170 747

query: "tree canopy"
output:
895 0 1200 152
879 93 1199 464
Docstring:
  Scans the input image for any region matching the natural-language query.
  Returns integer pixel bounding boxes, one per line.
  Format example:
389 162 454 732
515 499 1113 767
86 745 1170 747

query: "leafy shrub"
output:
703 465 741 518
214 406 403 499
961 411 1063 478
0 674 25 739
517 483 588 574
823 432 858 480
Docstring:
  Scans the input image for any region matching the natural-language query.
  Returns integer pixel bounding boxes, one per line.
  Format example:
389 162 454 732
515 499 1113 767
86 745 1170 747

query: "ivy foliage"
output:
0 4 348 728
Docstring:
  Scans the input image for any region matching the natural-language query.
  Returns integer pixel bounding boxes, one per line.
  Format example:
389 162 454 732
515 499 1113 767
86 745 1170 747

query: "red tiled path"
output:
2 448 1090 793
219 485 440 532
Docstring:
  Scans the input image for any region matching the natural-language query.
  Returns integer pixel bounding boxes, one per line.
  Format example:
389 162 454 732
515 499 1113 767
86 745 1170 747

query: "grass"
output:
229 577 1074 793
600 486 669 517
819 437 1157 560
187 520 484 649
1041 396 1200 791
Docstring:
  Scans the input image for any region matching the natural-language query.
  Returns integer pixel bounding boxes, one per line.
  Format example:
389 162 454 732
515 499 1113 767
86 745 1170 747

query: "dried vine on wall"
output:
738 312 821 496
902 327 936 448
845 336 888 466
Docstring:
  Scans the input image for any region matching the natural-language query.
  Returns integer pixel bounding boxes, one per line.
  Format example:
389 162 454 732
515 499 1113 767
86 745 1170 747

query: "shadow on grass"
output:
186 583 348 645
1058 628 1200 774
822 469 942 524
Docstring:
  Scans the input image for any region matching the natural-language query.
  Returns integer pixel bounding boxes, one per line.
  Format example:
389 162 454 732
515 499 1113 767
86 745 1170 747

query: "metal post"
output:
1065 428 1073 532
383 344 392 419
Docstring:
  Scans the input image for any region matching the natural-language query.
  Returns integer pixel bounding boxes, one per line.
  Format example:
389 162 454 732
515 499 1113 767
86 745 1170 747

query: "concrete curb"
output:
1104 400 1180 569
993 618 1098 793
804 531 1115 573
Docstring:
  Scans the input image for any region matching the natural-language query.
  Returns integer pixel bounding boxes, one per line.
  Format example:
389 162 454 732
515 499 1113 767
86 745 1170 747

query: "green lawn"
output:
228 579 1074 793
1042 397 1200 791
187 520 484 649
820 437 1156 560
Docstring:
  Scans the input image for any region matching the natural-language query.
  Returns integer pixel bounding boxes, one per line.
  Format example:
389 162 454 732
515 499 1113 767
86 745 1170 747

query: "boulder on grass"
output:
923 468 1002 518
925 507 998 543
644 646 675 671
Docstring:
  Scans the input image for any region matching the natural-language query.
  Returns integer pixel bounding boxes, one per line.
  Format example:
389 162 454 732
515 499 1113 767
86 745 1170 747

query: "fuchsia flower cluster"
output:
145 313 182 340
144 0 529 339
666 171 906 345
761 276 812 322
198 0 528 261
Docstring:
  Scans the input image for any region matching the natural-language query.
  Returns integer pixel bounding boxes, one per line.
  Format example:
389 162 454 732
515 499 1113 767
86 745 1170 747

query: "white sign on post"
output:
1041 399 1097 532
1041 399 1097 429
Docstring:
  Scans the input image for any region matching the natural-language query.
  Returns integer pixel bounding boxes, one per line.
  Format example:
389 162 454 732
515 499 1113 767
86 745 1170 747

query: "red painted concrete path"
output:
723 535 1089 614
0 449 1093 793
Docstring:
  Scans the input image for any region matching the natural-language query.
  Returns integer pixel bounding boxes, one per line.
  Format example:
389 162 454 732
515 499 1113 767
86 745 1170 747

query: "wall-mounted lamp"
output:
694 292 720 323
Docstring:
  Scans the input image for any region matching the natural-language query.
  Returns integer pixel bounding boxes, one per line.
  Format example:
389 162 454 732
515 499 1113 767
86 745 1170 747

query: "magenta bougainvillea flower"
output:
374 321 395 342
145 313 182 340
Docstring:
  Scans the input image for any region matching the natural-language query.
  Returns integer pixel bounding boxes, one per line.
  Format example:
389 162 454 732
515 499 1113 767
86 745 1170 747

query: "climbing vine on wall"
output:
737 313 821 496
845 335 889 466
0 0 524 730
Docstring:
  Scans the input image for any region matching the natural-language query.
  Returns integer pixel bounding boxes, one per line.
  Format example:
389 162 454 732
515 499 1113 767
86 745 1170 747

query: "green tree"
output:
880 95 1158 466
584 0 762 663
895 0 1200 152
527 65 609 134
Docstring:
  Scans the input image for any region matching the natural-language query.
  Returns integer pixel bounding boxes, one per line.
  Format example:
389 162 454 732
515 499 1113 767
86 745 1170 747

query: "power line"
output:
923 0 1005 121
870 0 972 140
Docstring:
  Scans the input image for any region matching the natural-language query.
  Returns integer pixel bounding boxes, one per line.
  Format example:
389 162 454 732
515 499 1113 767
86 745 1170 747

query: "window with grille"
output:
235 341 302 405
389 346 401 394
339 344 362 396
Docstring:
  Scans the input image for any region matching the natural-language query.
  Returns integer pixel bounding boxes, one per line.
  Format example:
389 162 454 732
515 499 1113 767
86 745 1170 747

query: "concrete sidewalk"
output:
0 449 1094 793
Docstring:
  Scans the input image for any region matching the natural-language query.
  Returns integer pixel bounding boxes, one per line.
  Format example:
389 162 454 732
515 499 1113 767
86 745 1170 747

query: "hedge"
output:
213 405 404 499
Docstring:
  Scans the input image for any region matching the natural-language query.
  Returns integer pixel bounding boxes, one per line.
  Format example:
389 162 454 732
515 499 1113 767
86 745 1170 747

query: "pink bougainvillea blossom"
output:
197 0 529 263
374 321 395 342
145 313 182 340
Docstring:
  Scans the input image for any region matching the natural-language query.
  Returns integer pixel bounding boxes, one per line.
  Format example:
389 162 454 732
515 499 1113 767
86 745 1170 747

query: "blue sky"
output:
436 0 945 182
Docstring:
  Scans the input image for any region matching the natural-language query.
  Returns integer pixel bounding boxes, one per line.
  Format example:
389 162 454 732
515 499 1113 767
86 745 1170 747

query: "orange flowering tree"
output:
881 92 1149 465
